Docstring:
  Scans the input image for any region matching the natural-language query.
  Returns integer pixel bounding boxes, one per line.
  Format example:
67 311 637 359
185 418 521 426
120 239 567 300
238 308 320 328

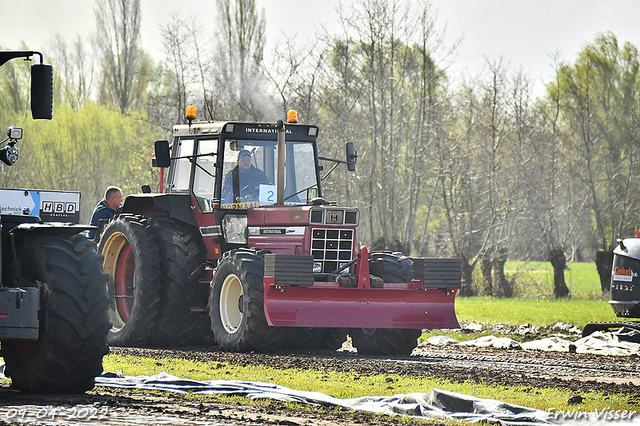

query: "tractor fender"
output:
10 222 93 238
121 193 197 227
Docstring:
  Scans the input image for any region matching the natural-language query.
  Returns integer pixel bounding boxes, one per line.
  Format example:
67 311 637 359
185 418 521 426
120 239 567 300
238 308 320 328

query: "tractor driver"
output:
222 149 270 204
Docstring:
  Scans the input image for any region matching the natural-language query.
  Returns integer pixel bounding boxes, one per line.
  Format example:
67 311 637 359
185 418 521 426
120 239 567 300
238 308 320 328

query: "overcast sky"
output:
2 0 640 96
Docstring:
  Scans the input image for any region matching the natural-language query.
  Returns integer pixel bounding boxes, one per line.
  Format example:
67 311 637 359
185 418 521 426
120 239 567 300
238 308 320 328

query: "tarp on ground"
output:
91 372 639 426
0 364 637 425
427 327 640 356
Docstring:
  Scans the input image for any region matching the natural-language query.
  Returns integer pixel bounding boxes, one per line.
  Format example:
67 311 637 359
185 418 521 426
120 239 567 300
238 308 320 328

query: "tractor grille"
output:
311 228 354 273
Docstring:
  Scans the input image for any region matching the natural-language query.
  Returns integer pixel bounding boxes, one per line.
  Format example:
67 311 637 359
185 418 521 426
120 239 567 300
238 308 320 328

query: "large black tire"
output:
99 214 162 347
150 216 213 347
350 252 420 356
369 251 413 283
209 249 286 352
1 234 110 393
286 328 347 351
349 328 422 356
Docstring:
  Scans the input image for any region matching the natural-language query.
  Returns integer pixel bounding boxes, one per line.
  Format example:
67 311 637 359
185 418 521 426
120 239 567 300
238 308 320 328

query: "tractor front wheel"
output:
209 249 286 352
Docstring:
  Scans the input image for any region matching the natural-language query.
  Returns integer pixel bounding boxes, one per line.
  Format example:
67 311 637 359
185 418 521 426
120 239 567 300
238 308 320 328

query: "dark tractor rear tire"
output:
209 249 286 352
287 328 347 351
99 214 162 347
369 251 413 283
1 234 110 393
349 328 422 356
150 216 213 347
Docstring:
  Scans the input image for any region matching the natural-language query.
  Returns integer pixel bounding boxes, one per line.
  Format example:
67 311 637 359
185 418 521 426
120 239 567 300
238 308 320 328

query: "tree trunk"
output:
460 256 475 297
549 248 570 298
493 248 512 298
481 255 493 296
595 249 614 296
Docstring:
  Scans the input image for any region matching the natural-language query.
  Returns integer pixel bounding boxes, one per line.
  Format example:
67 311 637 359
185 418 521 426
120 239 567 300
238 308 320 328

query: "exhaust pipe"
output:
276 119 285 205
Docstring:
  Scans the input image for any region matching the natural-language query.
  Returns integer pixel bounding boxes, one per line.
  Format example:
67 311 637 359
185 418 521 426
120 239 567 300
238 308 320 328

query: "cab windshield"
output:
220 139 318 208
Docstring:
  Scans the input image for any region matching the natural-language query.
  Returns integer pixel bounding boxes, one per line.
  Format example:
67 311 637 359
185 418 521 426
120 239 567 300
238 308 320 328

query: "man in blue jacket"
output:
222 149 270 204
89 186 122 240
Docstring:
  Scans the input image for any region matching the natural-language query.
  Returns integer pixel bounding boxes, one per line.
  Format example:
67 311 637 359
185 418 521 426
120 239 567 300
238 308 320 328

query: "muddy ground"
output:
0 336 639 425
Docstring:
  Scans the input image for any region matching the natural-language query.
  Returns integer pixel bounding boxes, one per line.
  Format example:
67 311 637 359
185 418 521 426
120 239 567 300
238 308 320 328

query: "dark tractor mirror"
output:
31 63 53 120
345 142 357 172
154 140 171 168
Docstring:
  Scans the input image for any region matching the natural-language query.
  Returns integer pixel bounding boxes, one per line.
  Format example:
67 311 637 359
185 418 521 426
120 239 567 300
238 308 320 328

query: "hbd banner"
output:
0 189 81 223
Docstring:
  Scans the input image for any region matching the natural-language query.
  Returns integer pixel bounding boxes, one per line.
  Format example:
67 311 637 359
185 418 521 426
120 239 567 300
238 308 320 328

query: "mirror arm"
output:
318 156 348 165
321 162 340 181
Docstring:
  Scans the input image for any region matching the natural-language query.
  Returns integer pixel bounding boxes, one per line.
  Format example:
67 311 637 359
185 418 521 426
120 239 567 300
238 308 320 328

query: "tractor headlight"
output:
1 144 19 166
222 215 247 244
7 126 22 140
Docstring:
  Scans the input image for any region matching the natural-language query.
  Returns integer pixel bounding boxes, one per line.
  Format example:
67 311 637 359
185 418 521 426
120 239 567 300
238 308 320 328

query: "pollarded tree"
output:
526 53 587 298
558 33 640 293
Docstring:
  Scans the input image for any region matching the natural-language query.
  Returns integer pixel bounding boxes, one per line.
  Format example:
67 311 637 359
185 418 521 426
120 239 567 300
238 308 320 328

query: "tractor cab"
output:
146 108 358 259
157 110 322 211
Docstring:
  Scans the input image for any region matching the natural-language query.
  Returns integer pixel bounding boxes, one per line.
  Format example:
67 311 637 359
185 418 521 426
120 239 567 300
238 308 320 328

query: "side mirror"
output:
31 64 53 120
154 140 171 168
345 142 357 172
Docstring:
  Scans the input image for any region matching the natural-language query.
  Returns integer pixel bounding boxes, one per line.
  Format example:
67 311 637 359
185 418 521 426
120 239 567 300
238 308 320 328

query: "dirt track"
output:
1 340 639 425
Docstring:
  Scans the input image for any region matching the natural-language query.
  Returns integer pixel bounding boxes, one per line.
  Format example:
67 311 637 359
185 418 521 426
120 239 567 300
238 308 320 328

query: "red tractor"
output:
98 109 460 355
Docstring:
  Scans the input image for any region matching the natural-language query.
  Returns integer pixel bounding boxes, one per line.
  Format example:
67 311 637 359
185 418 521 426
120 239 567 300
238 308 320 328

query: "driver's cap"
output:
238 149 251 158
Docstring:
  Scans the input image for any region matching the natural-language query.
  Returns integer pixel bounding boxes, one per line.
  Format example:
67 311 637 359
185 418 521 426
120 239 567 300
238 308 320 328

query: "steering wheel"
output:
241 180 272 201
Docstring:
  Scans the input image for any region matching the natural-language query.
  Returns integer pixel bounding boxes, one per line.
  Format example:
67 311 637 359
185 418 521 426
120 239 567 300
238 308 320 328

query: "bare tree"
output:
438 83 490 296
214 0 272 120
95 0 143 113
328 0 451 252
51 35 95 109
159 14 192 126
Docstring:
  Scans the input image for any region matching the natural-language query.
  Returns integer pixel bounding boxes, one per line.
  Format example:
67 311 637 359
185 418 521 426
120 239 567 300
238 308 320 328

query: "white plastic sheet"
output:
93 372 639 426
428 326 640 356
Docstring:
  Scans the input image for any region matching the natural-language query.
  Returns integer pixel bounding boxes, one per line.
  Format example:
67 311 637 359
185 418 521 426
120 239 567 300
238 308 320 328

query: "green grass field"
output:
477 260 603 299
455 297 618 329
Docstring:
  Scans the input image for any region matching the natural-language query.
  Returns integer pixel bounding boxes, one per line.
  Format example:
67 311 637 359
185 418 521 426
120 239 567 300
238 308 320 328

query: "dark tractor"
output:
583 236 640 336
0 51 110 393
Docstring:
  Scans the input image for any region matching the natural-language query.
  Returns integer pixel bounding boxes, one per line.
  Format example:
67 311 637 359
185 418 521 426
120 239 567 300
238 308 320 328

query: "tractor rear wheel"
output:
349 328 422 356
1 234 110 393
150 216 212 347
209 249 286 352
99 214 162 347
